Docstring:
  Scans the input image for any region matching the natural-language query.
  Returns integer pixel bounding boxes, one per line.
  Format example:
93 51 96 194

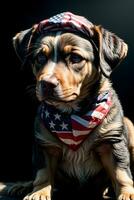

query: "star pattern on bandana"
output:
60 122 68 130
45 109 50 118
49 13 65 24
54 113 61 120
41 107 69 132
49 121 55 129
40 105 72 133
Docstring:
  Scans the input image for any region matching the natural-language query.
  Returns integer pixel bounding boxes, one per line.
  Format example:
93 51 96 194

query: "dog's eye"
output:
37 52 47 65
70 53 83 63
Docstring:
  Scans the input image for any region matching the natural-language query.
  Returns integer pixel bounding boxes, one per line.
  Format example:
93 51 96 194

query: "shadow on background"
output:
0 0 134 195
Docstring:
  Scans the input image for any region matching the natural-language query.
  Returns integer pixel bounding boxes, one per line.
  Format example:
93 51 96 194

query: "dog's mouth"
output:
36 81 79 103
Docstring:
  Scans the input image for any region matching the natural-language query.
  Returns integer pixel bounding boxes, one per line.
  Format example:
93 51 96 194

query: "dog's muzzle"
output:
40 76 59 96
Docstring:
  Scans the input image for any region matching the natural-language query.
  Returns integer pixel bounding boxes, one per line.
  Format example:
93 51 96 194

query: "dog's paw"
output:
23 185 51 200
118 193 134 200
118 187 134 200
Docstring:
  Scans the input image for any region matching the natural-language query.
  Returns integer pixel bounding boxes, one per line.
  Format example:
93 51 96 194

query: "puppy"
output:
3 12 134 200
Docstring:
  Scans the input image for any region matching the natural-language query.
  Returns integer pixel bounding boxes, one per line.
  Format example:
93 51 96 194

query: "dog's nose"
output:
41 76 59 89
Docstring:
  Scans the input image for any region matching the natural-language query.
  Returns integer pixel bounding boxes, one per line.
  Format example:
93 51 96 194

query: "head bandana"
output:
30 12 97 51
36 12 94 37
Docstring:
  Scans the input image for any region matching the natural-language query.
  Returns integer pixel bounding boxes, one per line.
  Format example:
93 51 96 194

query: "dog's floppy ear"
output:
13 28 34 63
92 26 128 77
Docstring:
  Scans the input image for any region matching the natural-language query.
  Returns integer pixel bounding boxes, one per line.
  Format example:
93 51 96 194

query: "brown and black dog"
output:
1 12 134 200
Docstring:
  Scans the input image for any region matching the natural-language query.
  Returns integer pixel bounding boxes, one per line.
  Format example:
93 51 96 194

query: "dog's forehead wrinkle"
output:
60 33 93 49
38 34 56 50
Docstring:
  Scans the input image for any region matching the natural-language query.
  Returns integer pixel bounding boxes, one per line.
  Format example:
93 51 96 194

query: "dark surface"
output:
0 0 134 199
0 180 115 200
0 197 19 200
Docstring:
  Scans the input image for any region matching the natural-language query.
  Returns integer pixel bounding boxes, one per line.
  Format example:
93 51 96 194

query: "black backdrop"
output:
0 0 134 181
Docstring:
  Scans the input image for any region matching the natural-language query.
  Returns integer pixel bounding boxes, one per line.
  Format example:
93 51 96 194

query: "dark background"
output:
0 0 134 182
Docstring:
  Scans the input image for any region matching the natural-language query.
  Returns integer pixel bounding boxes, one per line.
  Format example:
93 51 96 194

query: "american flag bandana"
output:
37 12 93 35
30 12 97 50
38 91 112 151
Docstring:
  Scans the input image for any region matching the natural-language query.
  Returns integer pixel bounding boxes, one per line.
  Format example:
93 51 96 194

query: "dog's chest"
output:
59 138 103 182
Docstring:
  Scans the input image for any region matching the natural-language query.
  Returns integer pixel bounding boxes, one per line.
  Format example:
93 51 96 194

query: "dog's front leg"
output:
97 142 134 200
24 150 58 200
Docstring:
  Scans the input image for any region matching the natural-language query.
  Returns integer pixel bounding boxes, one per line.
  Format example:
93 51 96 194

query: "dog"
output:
1 12 134 200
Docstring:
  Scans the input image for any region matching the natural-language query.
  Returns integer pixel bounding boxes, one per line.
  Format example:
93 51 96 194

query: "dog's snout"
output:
41 76 59 89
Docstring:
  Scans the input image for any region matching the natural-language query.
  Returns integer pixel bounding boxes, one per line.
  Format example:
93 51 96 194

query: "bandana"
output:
37 12 93 35
38 91 112 151
30 12 97 51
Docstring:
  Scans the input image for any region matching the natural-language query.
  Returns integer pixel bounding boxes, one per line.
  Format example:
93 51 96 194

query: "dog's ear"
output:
13 28 34 63
92 26 128 77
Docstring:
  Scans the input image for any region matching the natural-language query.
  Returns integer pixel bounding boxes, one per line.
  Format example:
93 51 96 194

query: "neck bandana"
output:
38 91 112 151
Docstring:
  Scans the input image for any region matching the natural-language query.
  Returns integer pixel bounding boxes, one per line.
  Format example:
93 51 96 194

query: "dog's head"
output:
13 12 128 110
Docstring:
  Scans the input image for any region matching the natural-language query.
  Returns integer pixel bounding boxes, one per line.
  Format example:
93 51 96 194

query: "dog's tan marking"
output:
42 45 50 57
63 45 72 54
